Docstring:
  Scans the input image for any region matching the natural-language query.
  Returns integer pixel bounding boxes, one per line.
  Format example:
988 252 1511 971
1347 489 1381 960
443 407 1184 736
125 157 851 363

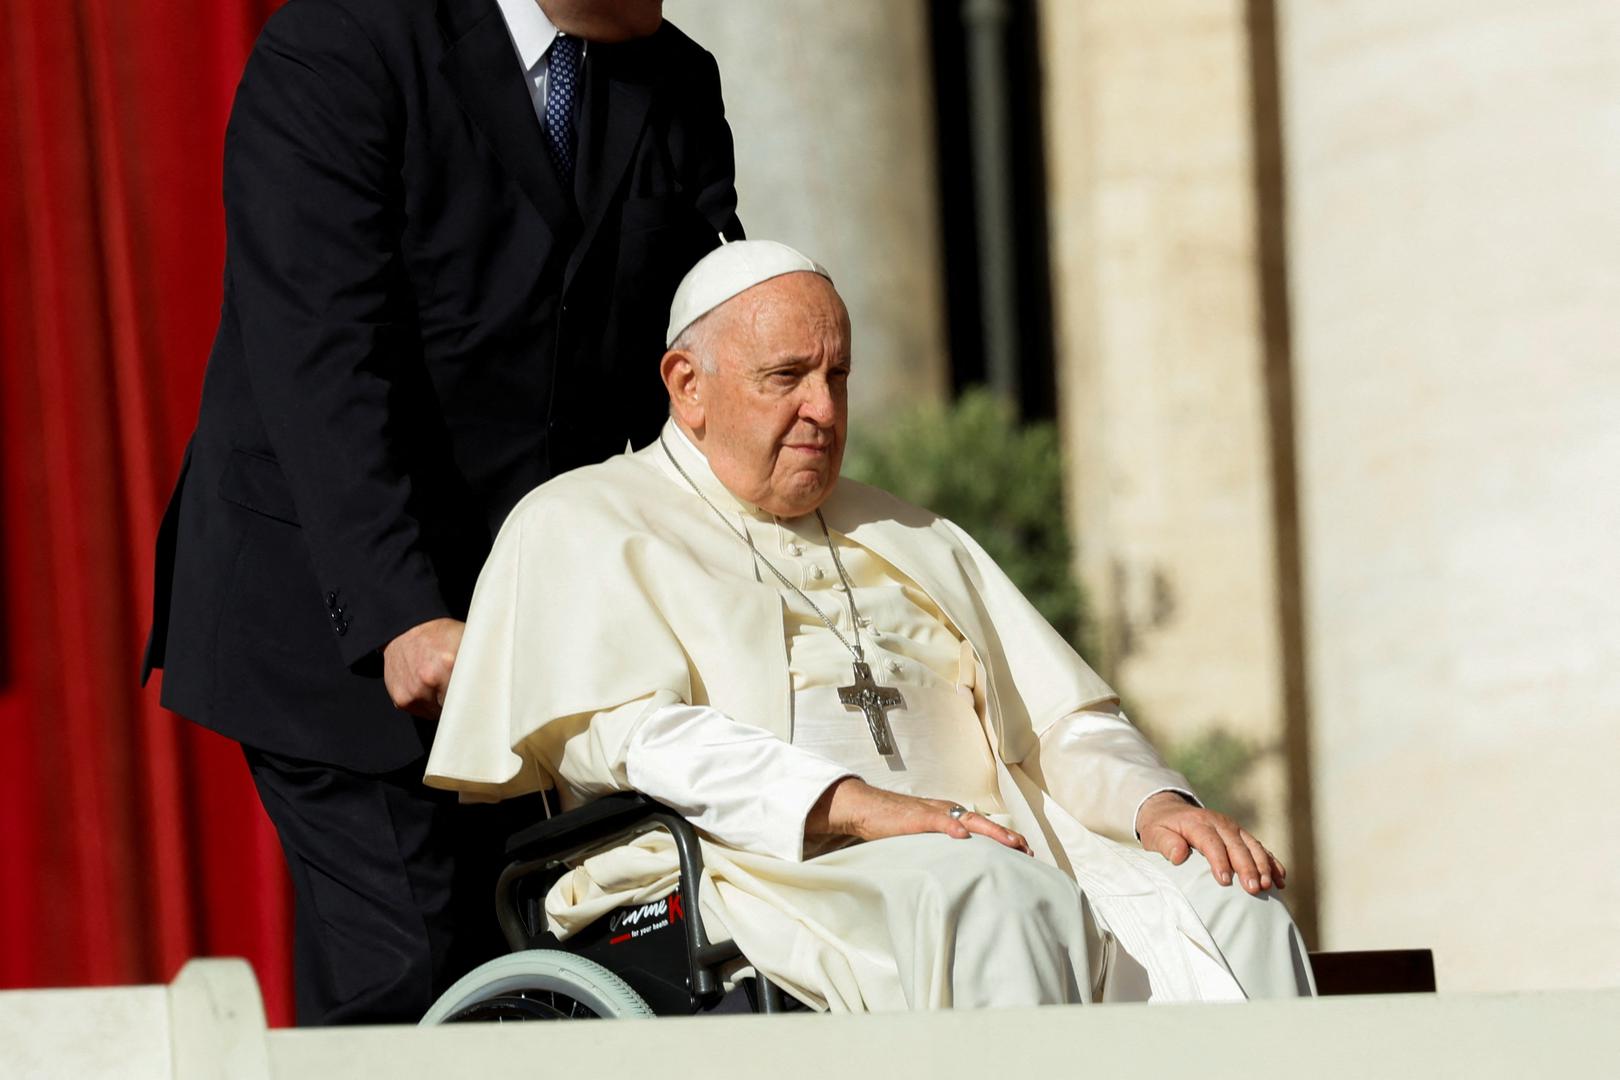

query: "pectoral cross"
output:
838 661 905 756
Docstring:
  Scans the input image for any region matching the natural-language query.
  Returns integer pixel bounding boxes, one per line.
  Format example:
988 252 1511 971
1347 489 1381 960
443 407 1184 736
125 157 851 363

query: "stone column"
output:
664 0 950 430
1039 0 1302 894
1278 0 1620 991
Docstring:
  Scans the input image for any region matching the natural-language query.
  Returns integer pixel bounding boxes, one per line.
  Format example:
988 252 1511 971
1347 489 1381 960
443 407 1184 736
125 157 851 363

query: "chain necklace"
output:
660 435 904 753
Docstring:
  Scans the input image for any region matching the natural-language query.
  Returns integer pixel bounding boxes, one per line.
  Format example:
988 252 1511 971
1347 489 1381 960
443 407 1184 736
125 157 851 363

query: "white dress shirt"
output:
493 0 587 127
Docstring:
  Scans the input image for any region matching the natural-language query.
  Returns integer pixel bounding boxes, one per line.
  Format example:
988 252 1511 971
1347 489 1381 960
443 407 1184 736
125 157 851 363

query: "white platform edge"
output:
4 962 1618 1080
168 958 272 1080
270 989 1620 1080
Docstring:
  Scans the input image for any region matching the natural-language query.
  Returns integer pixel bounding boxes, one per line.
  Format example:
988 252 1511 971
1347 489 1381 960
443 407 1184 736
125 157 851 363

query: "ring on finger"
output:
946 804 970 821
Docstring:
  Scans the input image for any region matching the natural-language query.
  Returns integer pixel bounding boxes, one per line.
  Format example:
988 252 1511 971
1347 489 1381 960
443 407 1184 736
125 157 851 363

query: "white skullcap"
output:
665 239 831 347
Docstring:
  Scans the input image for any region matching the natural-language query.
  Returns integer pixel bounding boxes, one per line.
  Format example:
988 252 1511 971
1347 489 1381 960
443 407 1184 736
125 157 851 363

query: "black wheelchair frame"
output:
493 791 797 1015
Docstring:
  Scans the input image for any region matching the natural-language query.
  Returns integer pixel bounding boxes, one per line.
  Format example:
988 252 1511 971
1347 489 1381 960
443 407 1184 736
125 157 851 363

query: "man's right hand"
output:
806 777 1032 855
382 617 465 719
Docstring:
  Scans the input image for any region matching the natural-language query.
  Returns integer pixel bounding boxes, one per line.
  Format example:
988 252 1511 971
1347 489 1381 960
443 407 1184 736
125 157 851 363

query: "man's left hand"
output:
1136 792 1286 895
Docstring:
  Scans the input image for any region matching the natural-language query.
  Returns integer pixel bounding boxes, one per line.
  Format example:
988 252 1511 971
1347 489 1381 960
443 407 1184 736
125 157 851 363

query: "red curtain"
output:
1 0 293 1025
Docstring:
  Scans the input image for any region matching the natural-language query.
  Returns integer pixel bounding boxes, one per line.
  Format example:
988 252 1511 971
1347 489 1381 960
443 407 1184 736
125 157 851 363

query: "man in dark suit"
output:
143 0 741 1025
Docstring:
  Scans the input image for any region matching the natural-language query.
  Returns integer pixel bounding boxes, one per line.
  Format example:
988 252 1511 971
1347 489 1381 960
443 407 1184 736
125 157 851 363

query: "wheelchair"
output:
421 791 804 1023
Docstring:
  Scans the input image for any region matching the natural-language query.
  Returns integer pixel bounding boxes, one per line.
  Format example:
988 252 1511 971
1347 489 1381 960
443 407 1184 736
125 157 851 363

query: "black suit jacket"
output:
144 0 741 771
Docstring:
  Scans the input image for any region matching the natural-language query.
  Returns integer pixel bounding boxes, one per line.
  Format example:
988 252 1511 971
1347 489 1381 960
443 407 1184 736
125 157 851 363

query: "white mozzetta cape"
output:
425 431 1245 1002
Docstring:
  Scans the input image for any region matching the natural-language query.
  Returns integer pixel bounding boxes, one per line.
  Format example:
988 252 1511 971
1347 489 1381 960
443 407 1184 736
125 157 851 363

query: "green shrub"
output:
1162 727 1264 824
844 388 1261 815
842 388 1090 652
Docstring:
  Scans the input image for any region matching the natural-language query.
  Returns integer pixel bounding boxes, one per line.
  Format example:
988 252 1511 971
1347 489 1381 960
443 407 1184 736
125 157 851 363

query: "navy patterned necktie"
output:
544 33 583 183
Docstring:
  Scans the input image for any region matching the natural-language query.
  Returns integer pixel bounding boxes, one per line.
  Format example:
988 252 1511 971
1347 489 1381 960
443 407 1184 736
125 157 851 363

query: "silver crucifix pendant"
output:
838 661 905 755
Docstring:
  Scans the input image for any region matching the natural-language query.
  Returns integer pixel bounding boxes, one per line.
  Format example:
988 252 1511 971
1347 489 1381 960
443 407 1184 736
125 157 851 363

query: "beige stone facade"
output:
664 0 949 429
1042 0 1620 990
663 0 1618 992
1038 0 1300 893
1277 0 1620 991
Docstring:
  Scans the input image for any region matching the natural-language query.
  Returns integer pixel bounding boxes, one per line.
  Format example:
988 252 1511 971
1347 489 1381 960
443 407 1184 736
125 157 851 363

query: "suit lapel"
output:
437 0 575 241
565 40 655 287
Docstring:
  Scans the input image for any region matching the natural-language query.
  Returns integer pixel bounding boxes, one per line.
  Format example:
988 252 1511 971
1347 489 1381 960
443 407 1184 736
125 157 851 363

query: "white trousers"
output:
702 834 1315 1009
703 833 1097 1010
554 829 1316 1010
1155 849 1317 1000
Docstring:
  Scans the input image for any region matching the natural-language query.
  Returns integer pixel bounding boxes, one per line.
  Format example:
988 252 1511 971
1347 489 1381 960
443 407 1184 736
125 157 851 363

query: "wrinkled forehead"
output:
712 273 851 359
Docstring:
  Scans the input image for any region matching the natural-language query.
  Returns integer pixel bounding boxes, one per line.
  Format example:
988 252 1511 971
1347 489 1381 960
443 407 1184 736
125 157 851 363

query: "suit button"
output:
325 591 338 609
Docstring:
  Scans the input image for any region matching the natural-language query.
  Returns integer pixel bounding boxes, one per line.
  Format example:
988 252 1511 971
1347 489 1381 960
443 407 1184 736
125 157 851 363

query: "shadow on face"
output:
538 0 663 43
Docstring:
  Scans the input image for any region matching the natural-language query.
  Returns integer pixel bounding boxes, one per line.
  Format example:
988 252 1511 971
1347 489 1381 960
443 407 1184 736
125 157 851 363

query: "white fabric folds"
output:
426 421 1260 1007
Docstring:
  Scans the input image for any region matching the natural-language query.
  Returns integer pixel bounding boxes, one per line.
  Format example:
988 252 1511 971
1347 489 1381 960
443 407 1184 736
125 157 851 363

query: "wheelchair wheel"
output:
421 950 656 1024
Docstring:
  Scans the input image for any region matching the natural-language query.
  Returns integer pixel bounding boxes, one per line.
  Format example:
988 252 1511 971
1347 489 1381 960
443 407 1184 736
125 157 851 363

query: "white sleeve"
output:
1036 702 1199 844
624 702 854 862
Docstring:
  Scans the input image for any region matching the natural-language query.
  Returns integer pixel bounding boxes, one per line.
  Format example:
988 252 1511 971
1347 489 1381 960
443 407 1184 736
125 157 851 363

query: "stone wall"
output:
667 0 1620 992
663 1 950 429
1038 0 1299 882
1278 0 1620 990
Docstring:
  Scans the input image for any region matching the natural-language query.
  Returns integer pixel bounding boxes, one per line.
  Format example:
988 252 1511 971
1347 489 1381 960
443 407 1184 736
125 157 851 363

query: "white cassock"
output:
425 420 1314 1010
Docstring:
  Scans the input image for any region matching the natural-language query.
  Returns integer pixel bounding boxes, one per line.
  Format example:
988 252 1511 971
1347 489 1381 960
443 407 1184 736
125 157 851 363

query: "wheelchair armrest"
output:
504 790 664 859
497 791 733 1004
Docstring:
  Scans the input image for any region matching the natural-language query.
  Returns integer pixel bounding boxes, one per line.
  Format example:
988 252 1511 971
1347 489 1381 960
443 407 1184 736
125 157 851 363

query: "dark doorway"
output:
927 0 1057 420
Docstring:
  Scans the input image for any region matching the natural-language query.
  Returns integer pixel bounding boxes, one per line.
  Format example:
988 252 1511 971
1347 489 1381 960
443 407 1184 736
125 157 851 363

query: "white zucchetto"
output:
665 239 831 347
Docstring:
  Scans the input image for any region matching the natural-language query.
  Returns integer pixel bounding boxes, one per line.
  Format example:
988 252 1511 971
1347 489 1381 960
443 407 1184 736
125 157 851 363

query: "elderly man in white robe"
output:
424 241 1316 1010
